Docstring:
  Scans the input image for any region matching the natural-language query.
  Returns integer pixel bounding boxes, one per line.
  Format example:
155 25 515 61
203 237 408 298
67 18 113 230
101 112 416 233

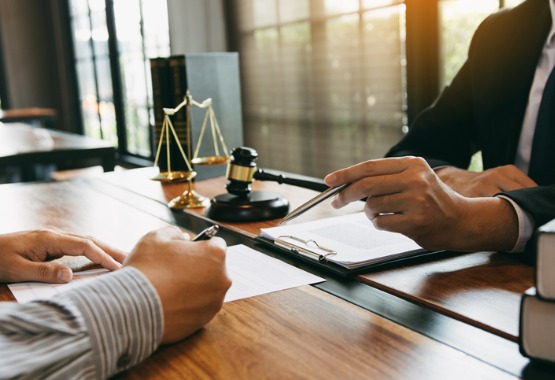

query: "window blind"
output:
229 0 406 178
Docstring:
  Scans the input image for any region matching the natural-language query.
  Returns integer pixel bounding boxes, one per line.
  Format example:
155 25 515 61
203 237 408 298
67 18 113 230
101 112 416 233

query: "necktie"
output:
528 66 555 186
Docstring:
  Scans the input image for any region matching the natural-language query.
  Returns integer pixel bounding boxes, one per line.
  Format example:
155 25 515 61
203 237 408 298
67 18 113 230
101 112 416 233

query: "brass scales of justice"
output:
151 90 229 209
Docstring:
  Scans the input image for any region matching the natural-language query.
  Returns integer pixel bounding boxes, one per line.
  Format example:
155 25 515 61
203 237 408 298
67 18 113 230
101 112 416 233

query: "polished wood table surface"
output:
98 167 534 343
99 167 366 237
118 286 517 380
0 122 116 180
0 107 57 128
0 179 534 379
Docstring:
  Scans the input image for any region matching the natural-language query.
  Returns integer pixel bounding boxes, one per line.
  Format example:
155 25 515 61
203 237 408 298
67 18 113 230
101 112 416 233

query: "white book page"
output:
261 212 423 267
9 245 324 303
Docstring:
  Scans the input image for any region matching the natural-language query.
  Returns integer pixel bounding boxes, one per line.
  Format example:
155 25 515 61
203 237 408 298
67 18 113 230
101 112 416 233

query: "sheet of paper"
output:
261 212 424 268
224 244 323 302
8 245 324 304
8 268 109 303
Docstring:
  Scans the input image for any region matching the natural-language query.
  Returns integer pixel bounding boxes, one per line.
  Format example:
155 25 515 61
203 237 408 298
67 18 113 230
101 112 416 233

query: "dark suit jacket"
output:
386 0 555 254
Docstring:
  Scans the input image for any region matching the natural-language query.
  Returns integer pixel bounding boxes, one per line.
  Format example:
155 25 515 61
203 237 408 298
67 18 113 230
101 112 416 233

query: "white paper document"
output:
260 212 426 270
8 268 109 303
8 245 324 304
224 244 323 302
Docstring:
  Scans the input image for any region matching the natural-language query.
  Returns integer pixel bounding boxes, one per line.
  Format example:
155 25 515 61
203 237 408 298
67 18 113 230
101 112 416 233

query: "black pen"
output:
192 225 219 241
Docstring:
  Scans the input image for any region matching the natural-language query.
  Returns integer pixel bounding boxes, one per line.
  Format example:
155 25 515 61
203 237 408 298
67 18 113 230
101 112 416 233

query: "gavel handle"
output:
254 169 329 192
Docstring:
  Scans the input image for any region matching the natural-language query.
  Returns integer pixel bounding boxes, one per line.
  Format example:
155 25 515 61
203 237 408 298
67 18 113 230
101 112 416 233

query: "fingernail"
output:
57 269 72 283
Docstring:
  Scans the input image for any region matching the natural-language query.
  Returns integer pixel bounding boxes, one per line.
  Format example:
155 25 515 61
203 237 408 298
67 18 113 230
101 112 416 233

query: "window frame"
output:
66 0 169 167
64 0 517 168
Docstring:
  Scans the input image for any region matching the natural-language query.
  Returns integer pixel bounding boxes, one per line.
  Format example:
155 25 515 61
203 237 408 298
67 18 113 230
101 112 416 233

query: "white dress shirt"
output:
502 0 555 252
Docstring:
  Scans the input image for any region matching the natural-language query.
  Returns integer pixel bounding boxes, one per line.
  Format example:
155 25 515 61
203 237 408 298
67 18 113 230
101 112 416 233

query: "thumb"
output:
22 261 73 284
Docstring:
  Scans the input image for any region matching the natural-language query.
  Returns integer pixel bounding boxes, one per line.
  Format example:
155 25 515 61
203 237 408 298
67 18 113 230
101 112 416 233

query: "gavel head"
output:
225 147 258 196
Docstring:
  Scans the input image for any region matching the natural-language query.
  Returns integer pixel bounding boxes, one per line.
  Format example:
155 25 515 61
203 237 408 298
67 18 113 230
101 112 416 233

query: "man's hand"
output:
124 226 231 344
325 157 519 252
0 228 126 284
435 164 537 197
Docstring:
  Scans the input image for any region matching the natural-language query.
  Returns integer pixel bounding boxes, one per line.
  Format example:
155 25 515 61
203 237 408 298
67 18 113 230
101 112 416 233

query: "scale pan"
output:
191 156 229 166
151 170 197 183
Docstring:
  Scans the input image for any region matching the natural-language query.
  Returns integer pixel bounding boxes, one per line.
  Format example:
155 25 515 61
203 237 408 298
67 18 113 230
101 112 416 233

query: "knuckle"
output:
164 225 182 236
483 168 498 179
360 176 377 190
208 245 227 261
364 200 377 216
410 172 431 191
360 160 377 175
142 229 163 245
406 155 427 167
222 276 232 292
146 229 161 239
79 238 96 251
412 193 428 206
37 264 52 280
34 228 57 239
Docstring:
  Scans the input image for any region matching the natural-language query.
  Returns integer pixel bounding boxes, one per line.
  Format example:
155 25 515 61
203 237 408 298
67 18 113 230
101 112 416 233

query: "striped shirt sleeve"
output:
0 267 163 380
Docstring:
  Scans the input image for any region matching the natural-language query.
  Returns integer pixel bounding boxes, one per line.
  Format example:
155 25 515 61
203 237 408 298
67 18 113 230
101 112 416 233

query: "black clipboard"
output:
255 235 446 277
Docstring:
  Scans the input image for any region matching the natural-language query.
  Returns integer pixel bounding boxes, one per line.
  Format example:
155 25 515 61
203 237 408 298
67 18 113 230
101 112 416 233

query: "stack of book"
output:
149 53 244 179
519 218 555 363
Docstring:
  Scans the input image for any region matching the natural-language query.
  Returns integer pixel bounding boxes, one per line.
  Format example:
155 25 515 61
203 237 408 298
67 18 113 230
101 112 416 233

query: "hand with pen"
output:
0 225 231 345
125 225 231 343
324 156 519 253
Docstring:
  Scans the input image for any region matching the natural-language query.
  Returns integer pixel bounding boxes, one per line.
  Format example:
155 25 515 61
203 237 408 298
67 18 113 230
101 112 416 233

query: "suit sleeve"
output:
502 185 555 255
385 7 555 256
385 14 496 168
0 267 163 380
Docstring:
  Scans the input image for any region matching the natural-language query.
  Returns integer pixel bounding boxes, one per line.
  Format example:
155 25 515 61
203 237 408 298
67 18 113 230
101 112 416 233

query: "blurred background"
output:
0 0 524 179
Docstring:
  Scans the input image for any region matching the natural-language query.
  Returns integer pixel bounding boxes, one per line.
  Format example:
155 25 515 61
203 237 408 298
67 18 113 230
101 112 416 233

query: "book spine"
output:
150 57 170 172
519 287 533 359
519 287 555 363
536 220 555 300
168 54 192 172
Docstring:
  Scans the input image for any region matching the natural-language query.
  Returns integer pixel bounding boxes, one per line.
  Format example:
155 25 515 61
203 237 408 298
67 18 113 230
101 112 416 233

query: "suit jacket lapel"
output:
492 0 552 164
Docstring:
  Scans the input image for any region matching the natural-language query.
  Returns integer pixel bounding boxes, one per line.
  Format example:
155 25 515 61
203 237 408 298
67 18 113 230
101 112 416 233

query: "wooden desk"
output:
98 167 366 237
119 287 519 379
0 180 532 379
0 122 116 181
97 168 534 343
0 107 57 128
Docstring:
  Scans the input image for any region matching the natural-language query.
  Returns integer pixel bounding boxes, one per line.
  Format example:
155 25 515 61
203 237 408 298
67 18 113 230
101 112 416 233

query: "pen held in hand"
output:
192 225 220 241
280 183 350 224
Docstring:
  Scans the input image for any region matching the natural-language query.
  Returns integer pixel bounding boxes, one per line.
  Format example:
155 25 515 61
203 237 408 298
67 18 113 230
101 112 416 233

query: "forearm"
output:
0 267 163 379
455 197 519 253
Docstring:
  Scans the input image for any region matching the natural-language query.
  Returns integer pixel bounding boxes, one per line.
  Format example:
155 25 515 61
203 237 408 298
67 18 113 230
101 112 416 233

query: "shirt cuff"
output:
59 267 163 379
496 195 535 253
